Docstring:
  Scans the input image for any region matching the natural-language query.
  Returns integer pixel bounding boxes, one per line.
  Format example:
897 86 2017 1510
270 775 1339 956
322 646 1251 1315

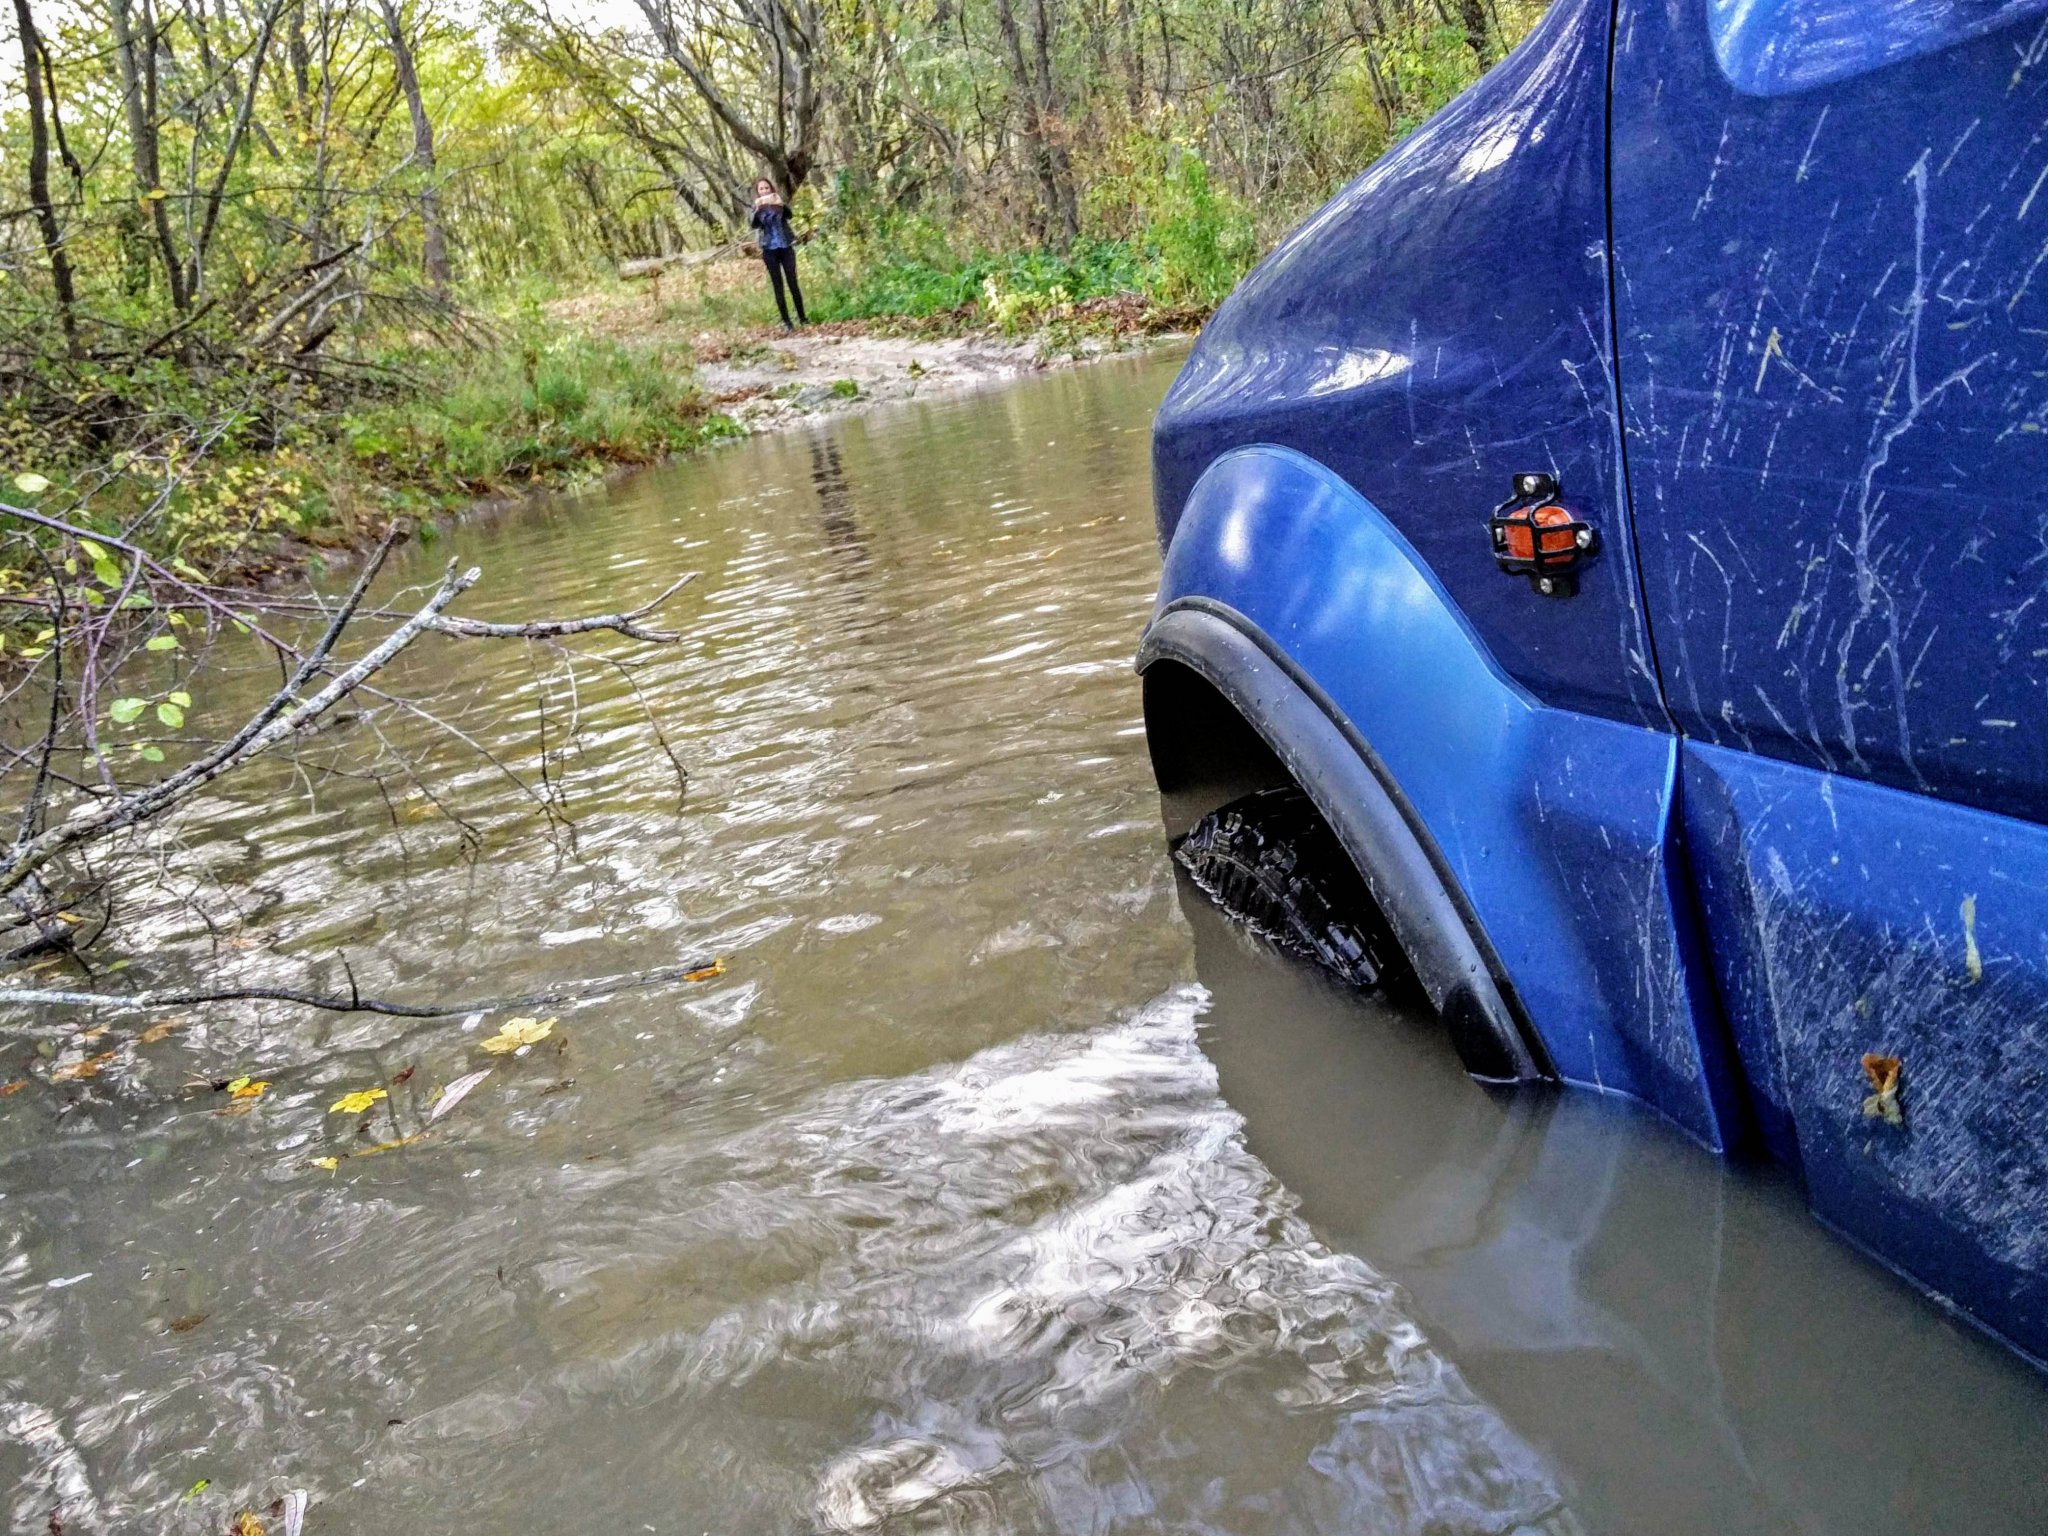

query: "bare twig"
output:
0 958 723 1031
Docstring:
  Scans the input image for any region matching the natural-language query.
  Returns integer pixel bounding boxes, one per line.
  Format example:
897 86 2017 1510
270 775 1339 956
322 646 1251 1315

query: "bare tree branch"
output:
0 957 725 1032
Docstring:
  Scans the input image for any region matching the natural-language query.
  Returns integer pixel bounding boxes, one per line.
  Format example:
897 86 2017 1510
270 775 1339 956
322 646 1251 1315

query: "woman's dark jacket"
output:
750 202 795 251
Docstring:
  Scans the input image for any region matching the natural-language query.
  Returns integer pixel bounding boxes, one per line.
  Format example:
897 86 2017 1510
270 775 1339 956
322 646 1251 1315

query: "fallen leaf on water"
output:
0 1081 26 1097
183 1478 210 1500
137 1018 185 1045
166 1312 207 1333
684 959 726 982
310 1156 340 1172
79 1027 106 1043
426 1068 491 1124
49 1051 116 1083
225 1076 269 1100
329 1087 388 1115
389 1065 415 1085
1861 1053 1904 1127
231 1511 266 1536
355 1132 424 1159
479 1016 554 1054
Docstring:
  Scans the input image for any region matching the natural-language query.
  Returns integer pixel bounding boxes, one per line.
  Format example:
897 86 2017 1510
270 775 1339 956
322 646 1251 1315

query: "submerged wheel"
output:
1172 786 1407 993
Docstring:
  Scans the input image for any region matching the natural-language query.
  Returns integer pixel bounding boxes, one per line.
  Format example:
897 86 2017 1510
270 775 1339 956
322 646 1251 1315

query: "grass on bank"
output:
0 322 741 588
335 331 742 514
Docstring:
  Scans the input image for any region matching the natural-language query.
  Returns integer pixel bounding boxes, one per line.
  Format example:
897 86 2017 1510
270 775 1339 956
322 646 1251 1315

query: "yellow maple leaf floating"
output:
329 1086 388 1115
684 959 726 983
479 1016 555 1054
311 1156 340 1172
226 1076 269 1100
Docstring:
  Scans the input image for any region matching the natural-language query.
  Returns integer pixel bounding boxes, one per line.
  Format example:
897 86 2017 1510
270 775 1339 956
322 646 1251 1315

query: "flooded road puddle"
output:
4 353 2046 1533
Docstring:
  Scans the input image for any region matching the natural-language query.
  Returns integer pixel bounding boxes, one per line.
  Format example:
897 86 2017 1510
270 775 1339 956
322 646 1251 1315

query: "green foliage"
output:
341 328 739 496
0 0 1547 596
1142 151 1259 309
805 235 1153 329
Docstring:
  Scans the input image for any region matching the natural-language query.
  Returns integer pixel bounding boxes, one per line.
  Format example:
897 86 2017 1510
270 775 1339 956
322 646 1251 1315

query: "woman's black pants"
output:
762 247 807 327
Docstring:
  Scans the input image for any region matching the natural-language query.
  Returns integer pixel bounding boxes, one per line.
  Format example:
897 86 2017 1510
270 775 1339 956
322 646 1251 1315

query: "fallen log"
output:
619 240 747 280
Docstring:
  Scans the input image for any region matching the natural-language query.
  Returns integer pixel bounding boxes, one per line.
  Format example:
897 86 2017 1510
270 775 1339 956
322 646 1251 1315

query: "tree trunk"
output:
107 0 188 311
378 0 451 291
186 0 284 299
992 0 1076 241
10 0 79 346
630 0 821 201
1030 0 1078 238
1457 0 1488 58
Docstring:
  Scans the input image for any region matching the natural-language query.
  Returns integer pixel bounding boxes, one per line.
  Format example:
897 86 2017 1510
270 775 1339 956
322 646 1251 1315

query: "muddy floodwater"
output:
7 351 2048 1534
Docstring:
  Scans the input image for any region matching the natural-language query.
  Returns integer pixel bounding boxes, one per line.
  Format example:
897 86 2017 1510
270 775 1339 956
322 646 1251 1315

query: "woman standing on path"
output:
749 178 808 330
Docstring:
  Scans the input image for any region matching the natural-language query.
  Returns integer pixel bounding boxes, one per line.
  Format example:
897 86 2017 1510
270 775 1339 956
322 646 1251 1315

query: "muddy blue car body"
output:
1141 0 2048 1364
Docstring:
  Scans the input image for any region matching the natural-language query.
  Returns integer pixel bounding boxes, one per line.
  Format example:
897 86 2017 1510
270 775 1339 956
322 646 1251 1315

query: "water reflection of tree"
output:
808 434 872 578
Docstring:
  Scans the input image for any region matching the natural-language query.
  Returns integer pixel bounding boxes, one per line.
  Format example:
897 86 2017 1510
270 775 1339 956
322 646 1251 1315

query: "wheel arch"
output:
1139 602 1549 1084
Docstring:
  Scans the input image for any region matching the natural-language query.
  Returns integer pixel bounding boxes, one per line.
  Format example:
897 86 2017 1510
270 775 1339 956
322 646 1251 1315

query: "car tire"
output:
1172 786 1409 993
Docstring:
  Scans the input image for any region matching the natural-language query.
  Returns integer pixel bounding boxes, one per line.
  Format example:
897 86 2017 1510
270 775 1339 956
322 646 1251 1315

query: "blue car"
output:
1141 0 2048 1366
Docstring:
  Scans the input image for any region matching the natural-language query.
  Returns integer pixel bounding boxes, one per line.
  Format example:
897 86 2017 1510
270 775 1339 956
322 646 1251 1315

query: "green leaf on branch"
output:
145 635 180 652
156 701 185 728
11 473 50 496
109 698 146 724
77 537 122 587
137 745 165 763
168 690 192 707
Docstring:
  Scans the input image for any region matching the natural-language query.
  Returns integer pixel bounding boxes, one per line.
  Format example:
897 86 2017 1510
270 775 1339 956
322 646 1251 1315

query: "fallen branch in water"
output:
0 574 699 644
0 506 704 932
0 957 725 1033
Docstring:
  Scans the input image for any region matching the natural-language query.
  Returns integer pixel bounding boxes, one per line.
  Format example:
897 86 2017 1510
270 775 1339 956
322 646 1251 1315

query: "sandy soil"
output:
695 328 1128 428
545 270 1183 435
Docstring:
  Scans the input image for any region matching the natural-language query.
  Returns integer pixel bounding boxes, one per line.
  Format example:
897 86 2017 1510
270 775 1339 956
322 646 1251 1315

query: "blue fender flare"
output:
1140 447 1749 1150
1139 603 1545 1082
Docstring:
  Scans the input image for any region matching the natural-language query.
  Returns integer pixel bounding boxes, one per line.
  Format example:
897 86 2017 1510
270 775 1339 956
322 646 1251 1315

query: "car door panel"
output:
1682 742 2048 1362
1613 0 2048 823
1615 0 2048 1357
